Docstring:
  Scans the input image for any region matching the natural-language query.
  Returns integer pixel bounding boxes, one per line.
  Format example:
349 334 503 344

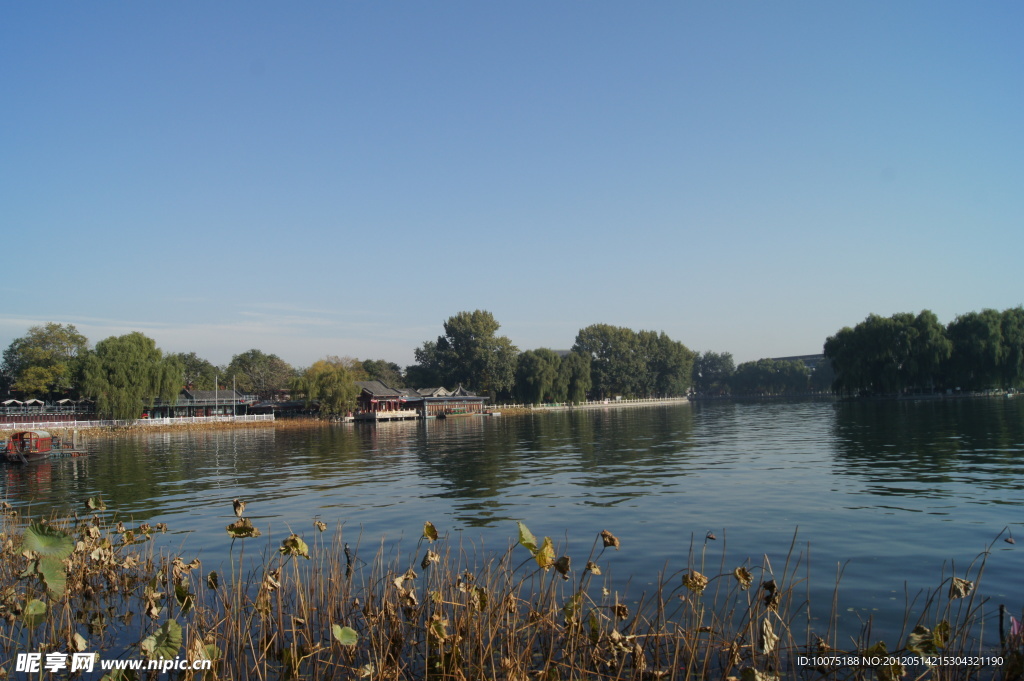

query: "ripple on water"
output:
4 399 1024 646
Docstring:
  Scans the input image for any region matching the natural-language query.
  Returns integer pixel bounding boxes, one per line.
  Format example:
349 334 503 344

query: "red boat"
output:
4 430 88 464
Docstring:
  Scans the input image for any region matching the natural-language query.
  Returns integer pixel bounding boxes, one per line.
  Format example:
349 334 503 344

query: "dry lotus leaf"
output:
226 518 261 539
398 587 418 608
421 550 440 570
600 530 620 549
733 566 753 590
554 555 571 579
263 569 281 592
682 570 708 595
758 619 778 655
949 577 973 600
585 561 601 575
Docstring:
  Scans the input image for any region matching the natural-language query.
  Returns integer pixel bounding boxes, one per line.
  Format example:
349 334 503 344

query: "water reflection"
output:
830 398 1024 497
2 400 1022 646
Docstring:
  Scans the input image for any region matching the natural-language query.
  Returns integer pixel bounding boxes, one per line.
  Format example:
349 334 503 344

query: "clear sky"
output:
3 2 1022 369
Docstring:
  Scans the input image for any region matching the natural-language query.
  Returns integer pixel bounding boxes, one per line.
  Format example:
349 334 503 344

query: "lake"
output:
4 397 1023 649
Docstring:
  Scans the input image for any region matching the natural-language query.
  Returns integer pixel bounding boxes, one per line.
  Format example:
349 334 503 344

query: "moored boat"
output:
4 430 88 464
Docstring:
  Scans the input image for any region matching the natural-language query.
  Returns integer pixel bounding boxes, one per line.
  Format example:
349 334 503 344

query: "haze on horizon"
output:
2 2 1022 369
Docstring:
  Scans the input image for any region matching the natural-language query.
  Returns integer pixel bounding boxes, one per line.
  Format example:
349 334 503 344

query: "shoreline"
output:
493 395 690 416
0 398 694 438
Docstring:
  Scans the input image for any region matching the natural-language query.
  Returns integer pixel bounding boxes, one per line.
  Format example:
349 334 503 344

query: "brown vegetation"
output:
0 504 1014 680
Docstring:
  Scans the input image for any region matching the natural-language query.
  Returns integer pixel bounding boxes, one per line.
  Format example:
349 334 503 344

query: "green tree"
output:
644 331 694 397
908 310 952 391
168 352 218 390
692 351 734 396
226 349 295 400
81 332 182 420
558 351 592 404
294 357 360 415
946 310 1003 391
1001 307 1024 389
809 358 835 393
572 324 643 398
731 358 809 395
825 311 947 395
407 341 445 389
361 359 404 387
418 311 519 396
515 349 561 404
2 322 89 398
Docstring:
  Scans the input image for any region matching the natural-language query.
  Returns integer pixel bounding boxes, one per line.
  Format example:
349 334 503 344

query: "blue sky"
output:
3 2 1022 369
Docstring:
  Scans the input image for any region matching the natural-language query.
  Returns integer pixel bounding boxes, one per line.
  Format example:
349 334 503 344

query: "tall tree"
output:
1001 307 1024 389
80 332 181 420
572 324 643 398
407 341 445 389
692 351 735 396
644 331 695 397
946 310 1003 391
294 357 360 416
418 311 519 396
558 351 592 404
515 349 561 404
908 310 952 391
2 322 89 397
169 352 218 390
361 359 404 387
226 349 295 400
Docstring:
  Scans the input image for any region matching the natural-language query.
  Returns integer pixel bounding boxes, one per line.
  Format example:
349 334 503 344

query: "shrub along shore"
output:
0 503 1017 681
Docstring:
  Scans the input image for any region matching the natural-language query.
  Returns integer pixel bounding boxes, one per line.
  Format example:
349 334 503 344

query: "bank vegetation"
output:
0 503 1017 680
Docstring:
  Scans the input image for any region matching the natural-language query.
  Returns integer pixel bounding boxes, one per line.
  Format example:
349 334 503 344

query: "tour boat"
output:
4 430 88 464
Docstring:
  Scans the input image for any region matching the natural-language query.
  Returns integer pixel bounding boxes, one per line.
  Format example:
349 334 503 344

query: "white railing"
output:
0 414 275 431
494 396 691 410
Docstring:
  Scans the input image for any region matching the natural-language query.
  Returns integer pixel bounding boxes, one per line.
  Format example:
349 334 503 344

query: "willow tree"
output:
946 310 1004 391
558 351 592 404
81 332 182 421
294 357 360 416
515 349 562 405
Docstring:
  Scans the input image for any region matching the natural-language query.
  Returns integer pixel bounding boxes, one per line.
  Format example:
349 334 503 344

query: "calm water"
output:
4 398 1023 644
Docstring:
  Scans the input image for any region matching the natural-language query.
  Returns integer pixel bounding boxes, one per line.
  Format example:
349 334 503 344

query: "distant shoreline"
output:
492 396 691 416
0 398 696 438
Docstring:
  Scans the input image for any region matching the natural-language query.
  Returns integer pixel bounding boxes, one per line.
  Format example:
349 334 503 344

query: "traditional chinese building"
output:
354 381 421 421
354 382 487 420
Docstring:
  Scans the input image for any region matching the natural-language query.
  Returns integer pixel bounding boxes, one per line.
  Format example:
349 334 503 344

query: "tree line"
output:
405 312 694 402
1 312 695 421
823 307 1024 395
7 307 1019 420
690 352 833 397
0 324 404 421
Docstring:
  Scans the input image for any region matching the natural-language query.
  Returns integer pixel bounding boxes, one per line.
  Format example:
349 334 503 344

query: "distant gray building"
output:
770 354 825 371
